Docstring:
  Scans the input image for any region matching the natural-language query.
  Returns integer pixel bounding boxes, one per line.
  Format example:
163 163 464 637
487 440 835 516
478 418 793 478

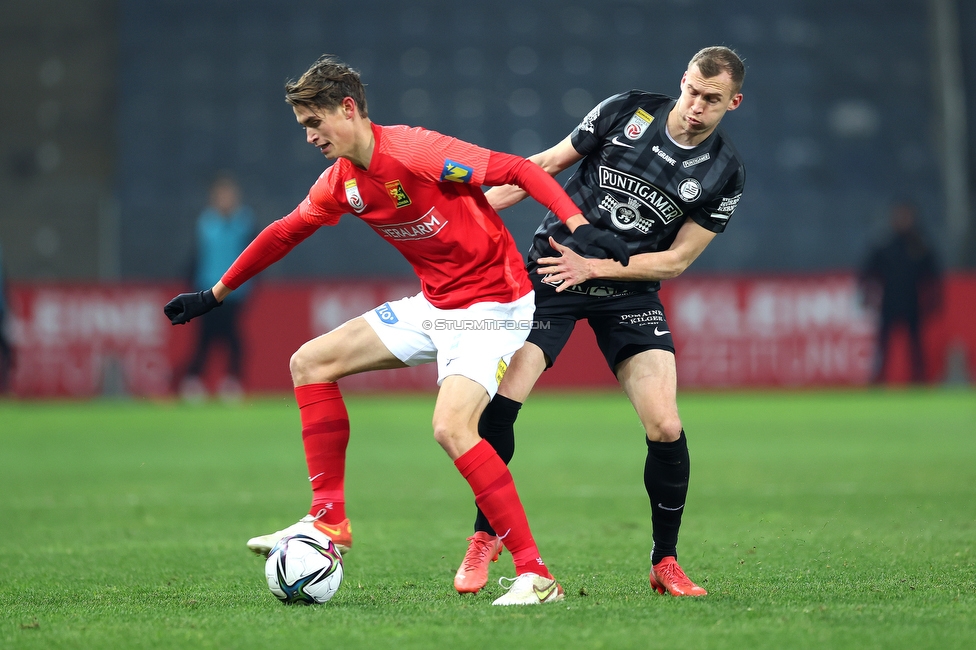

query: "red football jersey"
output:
299 123 531 309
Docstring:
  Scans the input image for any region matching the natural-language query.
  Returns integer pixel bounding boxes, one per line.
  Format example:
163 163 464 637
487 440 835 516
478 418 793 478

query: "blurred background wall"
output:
2 0 974 283
1 1 118 280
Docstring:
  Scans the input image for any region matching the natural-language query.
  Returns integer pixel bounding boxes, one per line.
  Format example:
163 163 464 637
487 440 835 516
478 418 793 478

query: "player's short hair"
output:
285 54 369 118
688 46 745 94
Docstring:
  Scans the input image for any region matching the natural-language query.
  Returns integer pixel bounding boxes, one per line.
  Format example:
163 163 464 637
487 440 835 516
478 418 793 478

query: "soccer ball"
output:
265 533 344 604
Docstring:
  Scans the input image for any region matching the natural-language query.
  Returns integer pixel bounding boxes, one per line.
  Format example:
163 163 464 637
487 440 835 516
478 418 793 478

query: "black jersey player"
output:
453 46 746 597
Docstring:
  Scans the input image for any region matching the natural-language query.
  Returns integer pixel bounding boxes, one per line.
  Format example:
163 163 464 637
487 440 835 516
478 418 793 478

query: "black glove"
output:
571 224 630 266
164 289 221 325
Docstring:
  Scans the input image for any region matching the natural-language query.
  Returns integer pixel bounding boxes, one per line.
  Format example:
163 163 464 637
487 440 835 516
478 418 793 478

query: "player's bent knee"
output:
645 417 683 443
431 410 457 443
289 346 314 383
431 413 478 459
289 343 338 385
431 423 451 449
431 421 462 456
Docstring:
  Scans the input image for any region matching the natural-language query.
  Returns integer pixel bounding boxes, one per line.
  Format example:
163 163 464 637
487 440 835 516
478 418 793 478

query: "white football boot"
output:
491 573 564 606
246 512 352 557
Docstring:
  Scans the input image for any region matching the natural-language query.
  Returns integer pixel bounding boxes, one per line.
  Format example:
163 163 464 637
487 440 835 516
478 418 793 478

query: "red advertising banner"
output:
661 275 876 387
658 273 976 387
8 285 177 397
5 274 974 398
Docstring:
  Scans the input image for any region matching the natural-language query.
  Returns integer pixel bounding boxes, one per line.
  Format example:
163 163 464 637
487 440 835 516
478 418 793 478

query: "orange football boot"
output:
454 532 504 594
246 515 352 556
649 556 707 596
313 518 352 555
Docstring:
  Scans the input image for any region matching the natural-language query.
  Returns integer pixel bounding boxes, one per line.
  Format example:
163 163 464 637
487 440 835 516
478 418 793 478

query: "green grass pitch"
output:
1 389 974 649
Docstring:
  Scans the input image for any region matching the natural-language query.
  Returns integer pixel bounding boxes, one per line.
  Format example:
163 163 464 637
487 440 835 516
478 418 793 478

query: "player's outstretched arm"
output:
483 149 628 265
484 137 583 211
163 208 319 325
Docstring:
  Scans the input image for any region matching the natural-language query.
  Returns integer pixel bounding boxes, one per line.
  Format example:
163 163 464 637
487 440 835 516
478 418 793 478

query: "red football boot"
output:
454 532 504 594
649 557 707 597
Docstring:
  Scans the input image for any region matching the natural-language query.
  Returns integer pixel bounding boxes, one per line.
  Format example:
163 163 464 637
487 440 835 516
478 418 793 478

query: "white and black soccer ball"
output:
265 533 344 604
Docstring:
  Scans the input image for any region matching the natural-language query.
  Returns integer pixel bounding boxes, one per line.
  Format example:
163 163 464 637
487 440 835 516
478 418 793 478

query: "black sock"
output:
645 430 690 565
473 394 521 536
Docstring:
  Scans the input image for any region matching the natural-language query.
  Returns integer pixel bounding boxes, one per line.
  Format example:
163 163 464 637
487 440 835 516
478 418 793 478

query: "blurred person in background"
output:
177 173 256 402
0 241 14 393
859 201 943 384
454 46 746 598
163 54 629 606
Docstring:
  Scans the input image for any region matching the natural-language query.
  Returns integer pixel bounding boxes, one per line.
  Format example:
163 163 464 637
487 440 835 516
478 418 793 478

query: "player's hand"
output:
163 289 221 325
570 224 630 266
537 237 596 292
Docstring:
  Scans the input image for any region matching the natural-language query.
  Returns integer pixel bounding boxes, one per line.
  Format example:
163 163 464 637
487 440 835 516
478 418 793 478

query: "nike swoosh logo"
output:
611 136 634 148
657 503 684 511
533 580 558 602
654 327 670 336
308 472 324 482
319 524 345 537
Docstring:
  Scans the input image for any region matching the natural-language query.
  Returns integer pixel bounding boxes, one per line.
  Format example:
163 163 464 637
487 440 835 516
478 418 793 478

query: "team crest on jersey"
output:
600 195 654 233
624 108 654 140
677 178 702 202
441 159 474 183
344 179 366 213
385 180 411 208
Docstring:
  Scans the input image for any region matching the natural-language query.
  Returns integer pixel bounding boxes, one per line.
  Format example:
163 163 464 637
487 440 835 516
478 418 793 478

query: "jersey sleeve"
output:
690 164 746 234
220 207 320 290
484 151 581 223
298 164 346 226
569 91 634 156
381 126 491 187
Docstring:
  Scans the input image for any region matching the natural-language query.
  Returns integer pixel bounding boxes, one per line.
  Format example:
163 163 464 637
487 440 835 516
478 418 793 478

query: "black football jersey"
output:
527 90 746 293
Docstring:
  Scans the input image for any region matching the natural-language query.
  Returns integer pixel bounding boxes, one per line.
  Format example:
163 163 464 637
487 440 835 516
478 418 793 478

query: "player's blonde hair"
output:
688 46 745 94
285 55 369 117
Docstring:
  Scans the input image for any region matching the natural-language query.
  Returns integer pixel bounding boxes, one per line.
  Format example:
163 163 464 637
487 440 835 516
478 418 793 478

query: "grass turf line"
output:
0 389 974 649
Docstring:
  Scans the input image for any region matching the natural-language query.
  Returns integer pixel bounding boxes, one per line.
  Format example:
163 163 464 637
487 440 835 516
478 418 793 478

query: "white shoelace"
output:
498 574 534 591
301 509 328 523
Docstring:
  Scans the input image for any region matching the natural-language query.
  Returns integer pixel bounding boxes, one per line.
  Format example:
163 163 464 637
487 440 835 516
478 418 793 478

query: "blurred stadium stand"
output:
0 0 972 279
0 0 117 280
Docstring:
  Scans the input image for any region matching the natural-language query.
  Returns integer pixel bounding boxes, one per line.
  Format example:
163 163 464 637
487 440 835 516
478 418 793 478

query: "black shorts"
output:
526 273 675 372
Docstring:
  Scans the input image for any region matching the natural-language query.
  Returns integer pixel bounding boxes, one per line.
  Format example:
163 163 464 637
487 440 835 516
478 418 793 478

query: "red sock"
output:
455 440 551 578
295 382 349 524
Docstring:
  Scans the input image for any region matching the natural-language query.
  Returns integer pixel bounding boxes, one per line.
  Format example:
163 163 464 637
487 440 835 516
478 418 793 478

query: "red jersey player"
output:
163 54 627 606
